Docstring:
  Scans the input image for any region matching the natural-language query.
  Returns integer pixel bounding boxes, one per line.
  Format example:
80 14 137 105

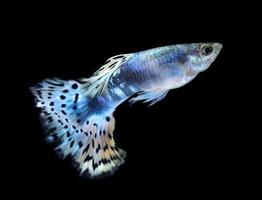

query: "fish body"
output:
31 43 222 178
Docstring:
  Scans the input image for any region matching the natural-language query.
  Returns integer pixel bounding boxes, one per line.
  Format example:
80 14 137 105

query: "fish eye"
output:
201 45 213 56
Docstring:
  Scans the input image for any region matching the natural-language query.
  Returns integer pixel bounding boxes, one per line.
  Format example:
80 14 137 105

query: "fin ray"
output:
31 78 125 178
80 53 133 97
129 89 169 106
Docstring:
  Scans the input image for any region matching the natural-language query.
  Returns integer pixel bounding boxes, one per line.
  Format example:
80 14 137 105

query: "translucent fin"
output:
129 89 169 106
80 53 133 97
30 78 125 178
76 114 126 178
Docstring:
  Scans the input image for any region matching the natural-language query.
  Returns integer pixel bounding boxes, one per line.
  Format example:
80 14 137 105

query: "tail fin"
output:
30 78 126 178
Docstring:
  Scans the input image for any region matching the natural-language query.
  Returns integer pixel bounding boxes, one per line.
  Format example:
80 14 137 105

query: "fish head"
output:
152 43 222 90
185 42 223 72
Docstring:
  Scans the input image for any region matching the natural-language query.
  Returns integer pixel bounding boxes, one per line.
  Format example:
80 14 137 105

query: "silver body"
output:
103 43 222 108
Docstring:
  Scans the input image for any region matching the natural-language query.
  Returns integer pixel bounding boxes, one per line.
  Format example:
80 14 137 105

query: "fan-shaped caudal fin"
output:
30 78 125 178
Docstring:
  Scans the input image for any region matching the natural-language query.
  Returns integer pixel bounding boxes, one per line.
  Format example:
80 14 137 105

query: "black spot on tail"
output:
72 83 78 89
103 144 108 151
47 116 53 123
78 141 83 148
61 110 67 115
96 144 101 153
92 160 98 170
102 159 108 165
74 93 79 103
70 141 74 148
83 144 90 154
84 154 93 162
43 111 50 116
66 131 71 137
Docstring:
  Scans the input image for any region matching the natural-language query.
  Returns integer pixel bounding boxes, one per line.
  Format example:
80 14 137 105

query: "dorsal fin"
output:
81 53 133 97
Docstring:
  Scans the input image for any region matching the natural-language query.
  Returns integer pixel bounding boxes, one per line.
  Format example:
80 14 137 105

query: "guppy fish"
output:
31 43 222 178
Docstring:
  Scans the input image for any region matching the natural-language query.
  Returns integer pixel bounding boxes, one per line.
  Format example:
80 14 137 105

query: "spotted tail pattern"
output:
30 78 126 178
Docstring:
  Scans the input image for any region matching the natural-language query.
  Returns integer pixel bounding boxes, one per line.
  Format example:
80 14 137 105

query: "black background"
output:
7 1 251 198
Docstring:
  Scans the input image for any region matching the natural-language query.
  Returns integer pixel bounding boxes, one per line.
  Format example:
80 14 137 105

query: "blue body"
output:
30 43 222 178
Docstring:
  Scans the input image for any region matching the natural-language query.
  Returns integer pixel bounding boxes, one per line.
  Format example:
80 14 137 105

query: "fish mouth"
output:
208 42 223 62
213 43 223 53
